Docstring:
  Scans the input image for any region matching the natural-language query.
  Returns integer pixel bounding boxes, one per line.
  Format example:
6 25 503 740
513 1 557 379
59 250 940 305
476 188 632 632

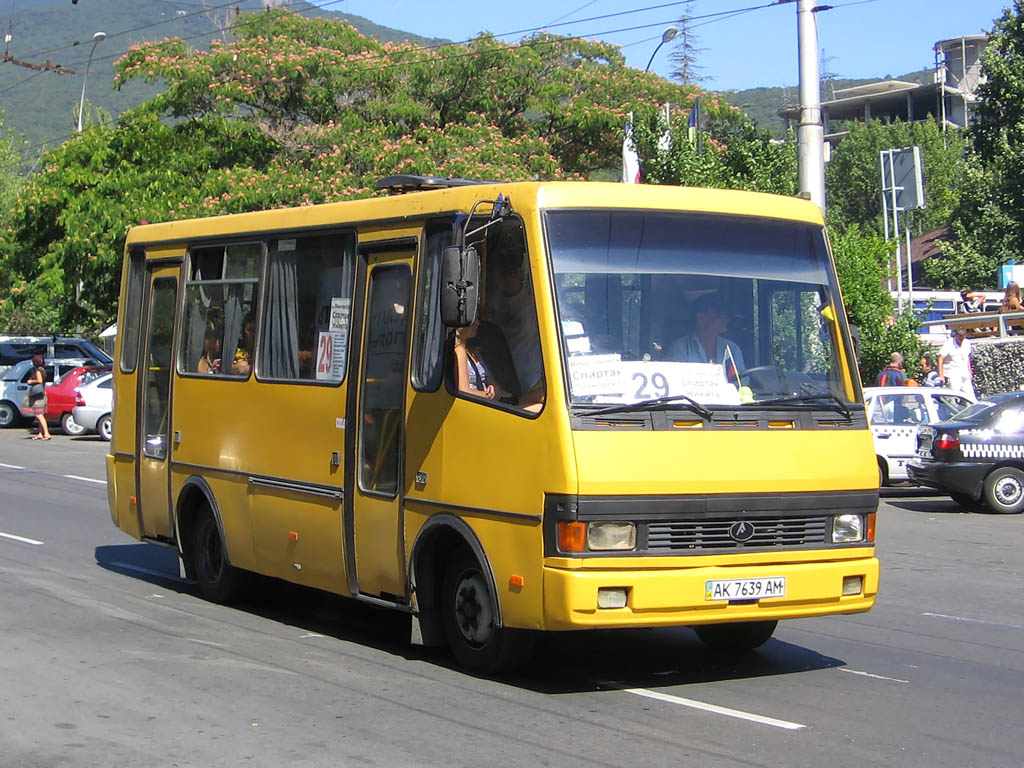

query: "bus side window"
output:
259 234 355 383
411 223 450 392
180 242 261 378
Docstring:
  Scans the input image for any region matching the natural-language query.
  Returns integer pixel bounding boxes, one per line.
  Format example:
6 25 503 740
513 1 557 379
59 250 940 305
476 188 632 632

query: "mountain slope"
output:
0 0 447 160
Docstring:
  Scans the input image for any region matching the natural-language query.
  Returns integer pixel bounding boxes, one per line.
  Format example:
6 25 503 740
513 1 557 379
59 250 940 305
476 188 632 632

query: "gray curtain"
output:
264 247 300 379
184 278 213 372
222 284 244 372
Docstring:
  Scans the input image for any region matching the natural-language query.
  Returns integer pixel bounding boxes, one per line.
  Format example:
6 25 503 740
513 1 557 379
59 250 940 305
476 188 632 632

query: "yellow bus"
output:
107 176 878 673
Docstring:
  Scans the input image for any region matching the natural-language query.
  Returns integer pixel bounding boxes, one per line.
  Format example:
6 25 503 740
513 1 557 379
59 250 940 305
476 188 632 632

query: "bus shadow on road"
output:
510 628 844 693
93 543 844 689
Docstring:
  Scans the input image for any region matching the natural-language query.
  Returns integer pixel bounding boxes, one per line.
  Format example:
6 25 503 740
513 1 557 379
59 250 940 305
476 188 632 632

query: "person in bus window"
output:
198 322 222 374
454 317 497 400
231 315 255 375
667 293 745 379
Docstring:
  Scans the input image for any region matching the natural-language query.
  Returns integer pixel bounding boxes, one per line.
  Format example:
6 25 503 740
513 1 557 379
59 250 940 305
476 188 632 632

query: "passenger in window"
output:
488 247 544 398
198 322 222 374
454 317 498 401
667 293 746 379
231 315 255 376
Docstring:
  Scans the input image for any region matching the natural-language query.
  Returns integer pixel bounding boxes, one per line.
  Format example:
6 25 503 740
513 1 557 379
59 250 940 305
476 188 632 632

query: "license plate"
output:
705 577 786 601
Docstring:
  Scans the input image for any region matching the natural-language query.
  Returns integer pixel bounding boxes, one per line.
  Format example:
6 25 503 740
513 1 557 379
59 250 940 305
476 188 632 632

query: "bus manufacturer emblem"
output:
729 521 755 542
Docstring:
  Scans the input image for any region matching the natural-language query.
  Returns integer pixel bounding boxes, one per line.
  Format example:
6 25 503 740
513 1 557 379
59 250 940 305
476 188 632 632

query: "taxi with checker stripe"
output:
864 386 974 486
908 391 1024 513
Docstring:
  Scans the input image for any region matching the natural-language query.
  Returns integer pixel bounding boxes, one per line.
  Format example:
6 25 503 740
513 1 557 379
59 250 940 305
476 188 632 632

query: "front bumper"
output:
907 460 989 498
542 550 878 629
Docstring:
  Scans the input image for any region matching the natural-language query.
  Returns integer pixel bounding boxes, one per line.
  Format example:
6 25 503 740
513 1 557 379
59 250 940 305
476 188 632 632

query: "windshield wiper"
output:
581 394 713 421
752 393 852 420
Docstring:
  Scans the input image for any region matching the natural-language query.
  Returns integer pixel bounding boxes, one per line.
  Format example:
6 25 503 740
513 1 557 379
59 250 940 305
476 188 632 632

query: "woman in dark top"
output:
26 354 51 440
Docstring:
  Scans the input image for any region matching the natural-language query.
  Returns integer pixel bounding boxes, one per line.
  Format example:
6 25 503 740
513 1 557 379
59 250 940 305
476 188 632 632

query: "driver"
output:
667 293 746 379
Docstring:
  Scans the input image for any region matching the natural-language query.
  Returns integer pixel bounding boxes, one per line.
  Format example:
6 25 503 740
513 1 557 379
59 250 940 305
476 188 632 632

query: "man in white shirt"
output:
666 294 746 379
938 328 975 398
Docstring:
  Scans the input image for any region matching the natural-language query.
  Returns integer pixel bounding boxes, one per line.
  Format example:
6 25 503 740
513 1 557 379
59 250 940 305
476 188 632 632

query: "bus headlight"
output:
832 514 865 543
587 521 636 551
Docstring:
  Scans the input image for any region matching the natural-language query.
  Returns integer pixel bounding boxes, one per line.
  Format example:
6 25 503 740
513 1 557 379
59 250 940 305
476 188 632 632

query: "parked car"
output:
71 372 113 441
0 336 111 376
0 359 88 428
864 386 975 486
908 391 1024 513
36 364 112 435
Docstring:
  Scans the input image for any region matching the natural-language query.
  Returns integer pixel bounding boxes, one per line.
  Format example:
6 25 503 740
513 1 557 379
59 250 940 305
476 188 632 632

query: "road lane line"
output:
839 668 909 684
614 686 806 730
63 474 107 485
0 462 24 469
0 531 44 546
922 612 1024 631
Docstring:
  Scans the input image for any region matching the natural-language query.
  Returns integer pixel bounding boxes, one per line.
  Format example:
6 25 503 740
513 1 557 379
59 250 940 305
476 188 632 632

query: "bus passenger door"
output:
136 266 178 541
348 250 414 601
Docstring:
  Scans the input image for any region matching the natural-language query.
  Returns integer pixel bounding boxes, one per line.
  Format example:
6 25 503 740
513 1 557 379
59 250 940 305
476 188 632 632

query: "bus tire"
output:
983 467 1024 514
441 549 534 675
193 511 244 603
694 620 778 651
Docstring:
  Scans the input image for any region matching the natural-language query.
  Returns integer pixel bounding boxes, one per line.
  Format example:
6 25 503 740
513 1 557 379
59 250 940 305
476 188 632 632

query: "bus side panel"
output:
408 396 576 632
170 375 348 594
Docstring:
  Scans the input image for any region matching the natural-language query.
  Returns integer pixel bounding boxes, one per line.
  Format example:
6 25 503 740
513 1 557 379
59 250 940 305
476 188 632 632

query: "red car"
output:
44 365 111 435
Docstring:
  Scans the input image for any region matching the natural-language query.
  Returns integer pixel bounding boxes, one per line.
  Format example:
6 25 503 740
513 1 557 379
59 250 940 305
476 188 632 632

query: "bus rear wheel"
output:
193 511 244 603
441 550 534 675
694 620 778 651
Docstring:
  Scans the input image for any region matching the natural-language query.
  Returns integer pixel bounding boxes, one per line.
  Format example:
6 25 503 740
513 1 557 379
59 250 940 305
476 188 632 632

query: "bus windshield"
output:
547 210 853 409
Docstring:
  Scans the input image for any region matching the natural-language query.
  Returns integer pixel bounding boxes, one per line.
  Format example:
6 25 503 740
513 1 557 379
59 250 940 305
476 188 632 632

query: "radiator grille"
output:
647 516 829 552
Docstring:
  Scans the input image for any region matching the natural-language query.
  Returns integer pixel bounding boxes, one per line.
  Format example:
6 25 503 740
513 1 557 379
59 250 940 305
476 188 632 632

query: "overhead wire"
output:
22 0 842 153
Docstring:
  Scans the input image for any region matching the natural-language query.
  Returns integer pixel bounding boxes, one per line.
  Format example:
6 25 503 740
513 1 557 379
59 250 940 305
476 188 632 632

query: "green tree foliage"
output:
826 119 967 236
1 10 741 331
828 222 927 381
933 1 1024 289
630 105 794 193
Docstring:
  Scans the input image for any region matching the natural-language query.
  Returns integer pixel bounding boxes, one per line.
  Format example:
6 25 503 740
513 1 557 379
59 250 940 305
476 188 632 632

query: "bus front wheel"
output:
441 550 534 675
694 620 778 651
193 511 244 604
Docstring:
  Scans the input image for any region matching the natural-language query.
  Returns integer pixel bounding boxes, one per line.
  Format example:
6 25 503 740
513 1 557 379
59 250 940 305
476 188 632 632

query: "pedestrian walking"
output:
938 328 975 398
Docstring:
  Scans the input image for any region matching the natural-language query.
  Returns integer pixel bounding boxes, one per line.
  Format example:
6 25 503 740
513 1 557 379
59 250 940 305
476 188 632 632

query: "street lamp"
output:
645 26 678 73
76 31 106 133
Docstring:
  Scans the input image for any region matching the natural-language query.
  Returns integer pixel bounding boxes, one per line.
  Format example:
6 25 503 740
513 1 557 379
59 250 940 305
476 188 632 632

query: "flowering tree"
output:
1 10 741 330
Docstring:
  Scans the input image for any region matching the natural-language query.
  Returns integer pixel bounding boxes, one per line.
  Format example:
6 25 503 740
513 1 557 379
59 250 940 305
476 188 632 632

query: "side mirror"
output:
441 244 479 327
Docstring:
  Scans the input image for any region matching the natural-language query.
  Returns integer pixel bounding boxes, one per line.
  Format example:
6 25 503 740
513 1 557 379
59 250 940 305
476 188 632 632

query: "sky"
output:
313 0 1011 92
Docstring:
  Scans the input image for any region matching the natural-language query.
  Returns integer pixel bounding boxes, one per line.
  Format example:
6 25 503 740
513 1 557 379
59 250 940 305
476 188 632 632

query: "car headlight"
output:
587 521 636 551
832 514 865 543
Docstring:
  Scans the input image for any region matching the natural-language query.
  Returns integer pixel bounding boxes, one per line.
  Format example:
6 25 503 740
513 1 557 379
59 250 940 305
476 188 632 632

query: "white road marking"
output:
839 668 909 684
922 612 1024 631
615 686 806 730
300 633 326 639
64 474 106 485
0 462 24 470
0 531 44 546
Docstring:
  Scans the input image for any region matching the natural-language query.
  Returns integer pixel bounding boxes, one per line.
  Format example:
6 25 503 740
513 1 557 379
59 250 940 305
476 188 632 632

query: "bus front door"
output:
348 254 413 601
135 266 178 541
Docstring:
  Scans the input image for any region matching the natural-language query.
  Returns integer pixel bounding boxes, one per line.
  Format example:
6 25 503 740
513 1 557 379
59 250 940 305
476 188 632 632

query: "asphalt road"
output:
1 425 1022 767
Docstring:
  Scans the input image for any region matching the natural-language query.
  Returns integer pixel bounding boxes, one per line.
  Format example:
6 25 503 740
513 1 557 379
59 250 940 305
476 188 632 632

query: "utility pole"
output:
796 0 826 210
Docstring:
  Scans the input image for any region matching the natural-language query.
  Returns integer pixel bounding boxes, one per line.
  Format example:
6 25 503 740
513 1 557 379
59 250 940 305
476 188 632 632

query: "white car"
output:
864 385 975 486
71 372 113 441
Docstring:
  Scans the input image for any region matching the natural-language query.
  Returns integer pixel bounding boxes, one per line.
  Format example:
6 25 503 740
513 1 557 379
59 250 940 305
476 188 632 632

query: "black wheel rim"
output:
452 568 495 648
